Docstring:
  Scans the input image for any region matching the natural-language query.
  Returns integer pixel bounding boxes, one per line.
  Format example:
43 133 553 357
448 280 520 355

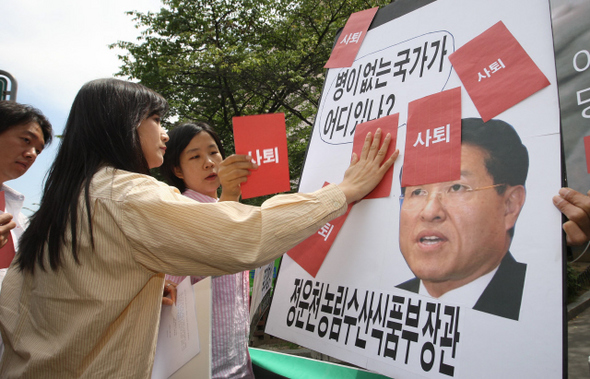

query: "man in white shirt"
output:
0 100 53 286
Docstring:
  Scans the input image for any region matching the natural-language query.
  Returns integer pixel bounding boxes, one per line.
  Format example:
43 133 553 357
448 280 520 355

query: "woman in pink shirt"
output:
160 122 255 378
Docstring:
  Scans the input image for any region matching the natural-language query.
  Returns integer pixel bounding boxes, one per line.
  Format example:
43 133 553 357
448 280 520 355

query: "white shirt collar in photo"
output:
418 265 499 308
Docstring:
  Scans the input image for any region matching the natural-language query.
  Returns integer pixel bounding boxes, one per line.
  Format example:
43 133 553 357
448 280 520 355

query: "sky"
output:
1 0 163 215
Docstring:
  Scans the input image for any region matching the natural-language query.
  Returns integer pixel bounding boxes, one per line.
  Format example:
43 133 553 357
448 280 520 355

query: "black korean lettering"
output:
420 342 435 372
329 317 343 342
439 305 460 377
286 306 296 327
405 297 421 328
343 315 357 345
373 293 389 328
353 100 364 122
358 290 372 332
321 284 335 314
364 59 377 76
401 329 419 364
384 320 403 360
318 316 329 338
375 57 391 88
302 280 312 299
365 98 376 122
390 295 405 320
333 71 348 101
295 303 306 329
393 49 410 82
305 312 317 333
360 77 374 94
335 105 351 138
437 35 448 72
440 305 460 356
336 286 349 316
355 325 367 349
305 312 315 333
422 302 441 343
439 350 455 377
383 295 405 360
350 98 374 133
409 42 428 78
296 280 312 328
360 59 377 94
309 281 324 318
384 94 396 116
323 108 337 139
428 36 448 72
372 328 385 356
286 279 303 327
289 278 302 304
346 66 361 95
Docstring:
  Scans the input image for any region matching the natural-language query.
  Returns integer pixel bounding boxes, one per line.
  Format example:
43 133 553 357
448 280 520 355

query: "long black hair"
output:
17 78 168 273
159 122 225 193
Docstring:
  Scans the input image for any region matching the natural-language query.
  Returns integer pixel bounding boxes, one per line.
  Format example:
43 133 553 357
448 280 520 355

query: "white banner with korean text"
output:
266 0 563 378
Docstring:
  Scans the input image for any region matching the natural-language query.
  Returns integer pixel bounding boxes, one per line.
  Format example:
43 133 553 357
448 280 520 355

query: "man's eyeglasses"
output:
400 183 506 209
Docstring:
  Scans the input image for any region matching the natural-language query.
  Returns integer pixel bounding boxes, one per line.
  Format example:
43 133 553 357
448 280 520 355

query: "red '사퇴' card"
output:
585 136 590 174
352 114 399 199
324 7 379 68
402 87 462 187
287 183 353 277
449 21 550 122
232 113 290 199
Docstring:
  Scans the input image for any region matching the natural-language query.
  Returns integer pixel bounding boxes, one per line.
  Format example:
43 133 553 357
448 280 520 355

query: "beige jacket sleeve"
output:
119 175 347 277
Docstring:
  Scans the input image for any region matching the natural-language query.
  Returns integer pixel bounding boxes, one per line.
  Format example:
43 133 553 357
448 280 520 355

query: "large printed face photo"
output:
397 118 528 319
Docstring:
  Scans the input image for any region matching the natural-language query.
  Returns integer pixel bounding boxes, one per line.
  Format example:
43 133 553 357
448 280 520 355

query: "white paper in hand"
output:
151 278 200 379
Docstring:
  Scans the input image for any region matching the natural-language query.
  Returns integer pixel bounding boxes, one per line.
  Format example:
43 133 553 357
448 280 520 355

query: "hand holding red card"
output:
352 114 399 198
402 87 462 187
232 113 291 199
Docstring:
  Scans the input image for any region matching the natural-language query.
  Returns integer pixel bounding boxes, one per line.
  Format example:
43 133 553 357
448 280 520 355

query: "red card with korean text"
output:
402 87 462 186
287 183 353 277
585 136 590 174
352 114 399 198
449 21 550 122
324 7 379 68
233 113 290 199
0 191 16 269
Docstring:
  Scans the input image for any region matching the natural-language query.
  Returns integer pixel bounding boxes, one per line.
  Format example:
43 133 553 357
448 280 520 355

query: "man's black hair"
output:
0 100 53 146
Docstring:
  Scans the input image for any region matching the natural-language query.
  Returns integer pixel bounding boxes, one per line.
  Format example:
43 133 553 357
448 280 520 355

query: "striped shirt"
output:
0 167 347 378
166 189 253 378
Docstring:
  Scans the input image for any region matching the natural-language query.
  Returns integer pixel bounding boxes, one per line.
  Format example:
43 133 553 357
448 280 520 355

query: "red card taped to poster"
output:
352 114 399 199
402 87 462 187
449 21 550 121
232 113 291 199
324 7 379 68
287 183 353 277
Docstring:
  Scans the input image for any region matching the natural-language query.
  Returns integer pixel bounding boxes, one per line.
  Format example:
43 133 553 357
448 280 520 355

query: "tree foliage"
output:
112 0 392 202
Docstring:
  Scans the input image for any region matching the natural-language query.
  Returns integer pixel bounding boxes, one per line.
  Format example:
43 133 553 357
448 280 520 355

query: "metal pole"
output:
0 70 18 101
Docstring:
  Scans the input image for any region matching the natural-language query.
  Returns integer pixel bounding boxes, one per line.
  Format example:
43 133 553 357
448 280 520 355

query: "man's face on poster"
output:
398 144 525 296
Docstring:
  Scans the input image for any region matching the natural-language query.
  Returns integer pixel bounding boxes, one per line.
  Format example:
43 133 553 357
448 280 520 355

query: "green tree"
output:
112 0 392 203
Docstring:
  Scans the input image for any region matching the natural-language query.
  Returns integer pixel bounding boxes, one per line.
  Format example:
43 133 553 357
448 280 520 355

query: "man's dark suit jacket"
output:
396 252 527 321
